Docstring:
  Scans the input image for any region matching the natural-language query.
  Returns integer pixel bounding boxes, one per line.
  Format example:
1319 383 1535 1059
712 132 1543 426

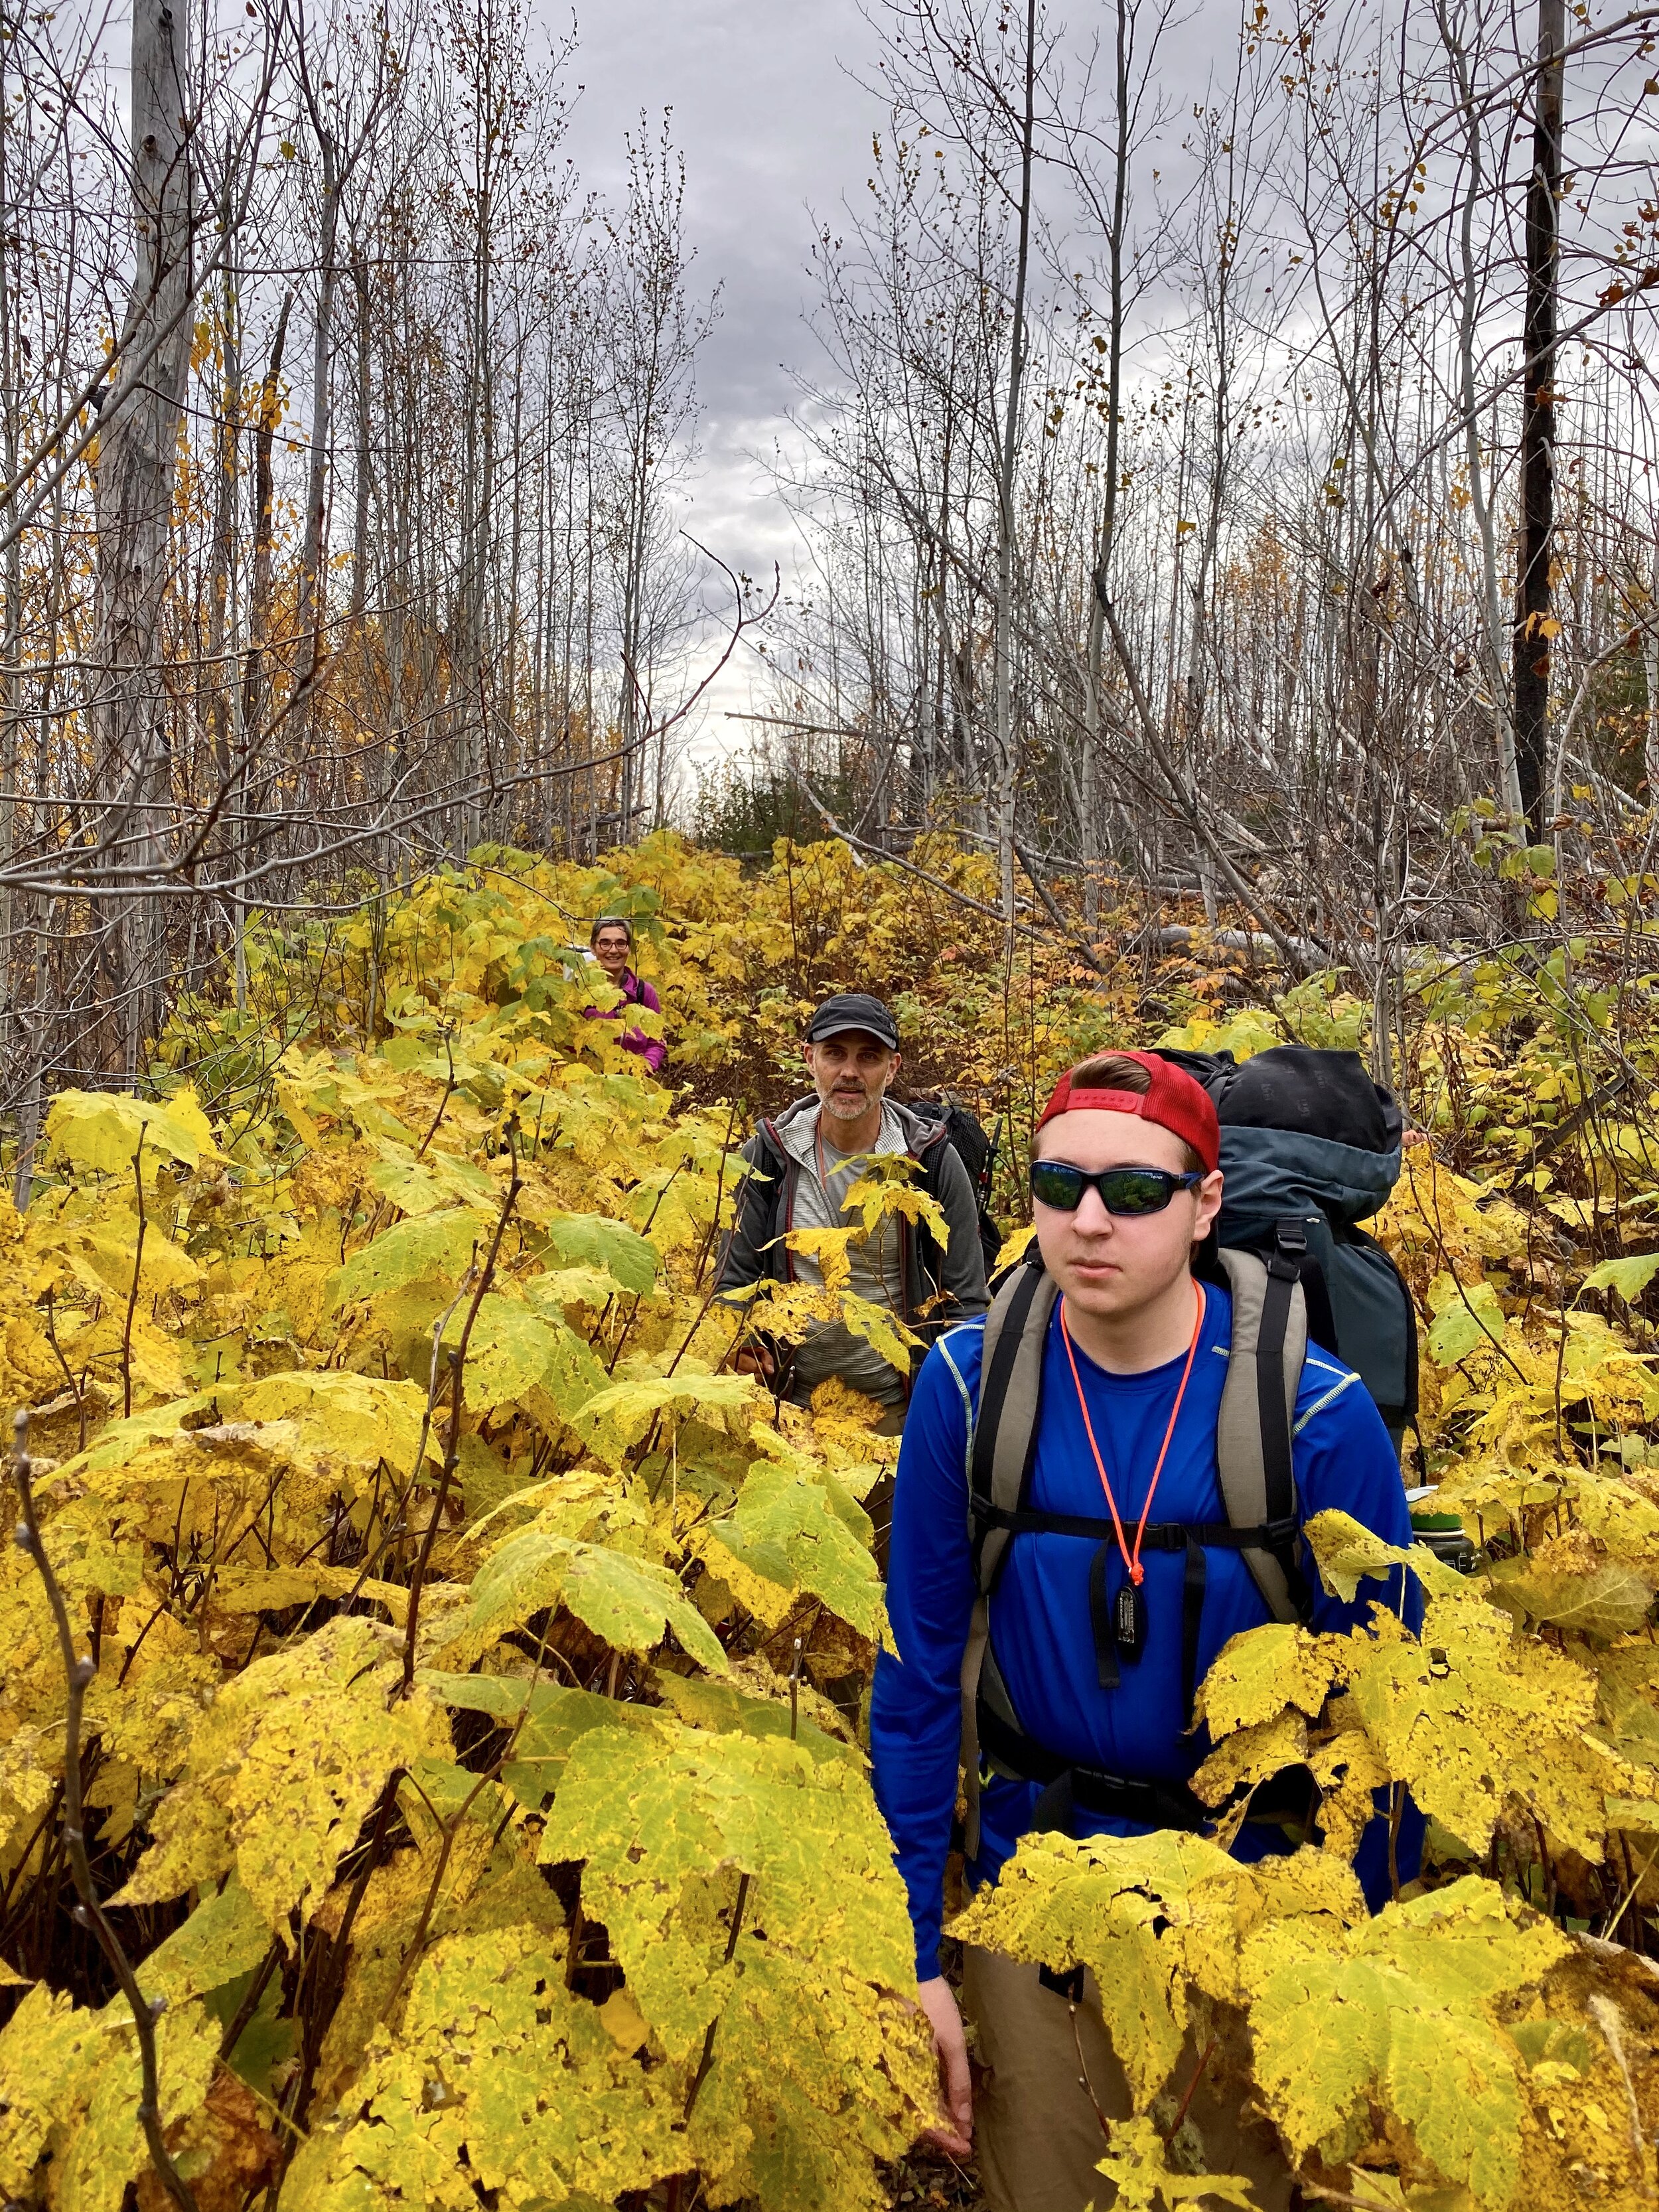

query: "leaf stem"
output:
1162 2034 1216 2140
682 1870 751 2124
401 1136 522 1691
121 1131 148 1419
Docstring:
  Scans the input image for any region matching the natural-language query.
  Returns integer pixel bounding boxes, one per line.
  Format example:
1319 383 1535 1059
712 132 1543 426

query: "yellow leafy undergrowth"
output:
0 855 965 2212
5 845 1659 2212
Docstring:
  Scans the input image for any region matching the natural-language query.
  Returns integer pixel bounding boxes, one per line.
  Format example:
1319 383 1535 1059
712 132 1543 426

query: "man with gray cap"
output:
715 993 991 1427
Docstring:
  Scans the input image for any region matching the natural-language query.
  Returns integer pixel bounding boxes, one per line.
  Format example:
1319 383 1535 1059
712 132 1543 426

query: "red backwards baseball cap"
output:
1035 1051 1220 1175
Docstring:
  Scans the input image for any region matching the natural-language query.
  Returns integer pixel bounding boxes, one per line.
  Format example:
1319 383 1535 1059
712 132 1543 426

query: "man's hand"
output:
733 1344 776 1381
916 1974 972 2156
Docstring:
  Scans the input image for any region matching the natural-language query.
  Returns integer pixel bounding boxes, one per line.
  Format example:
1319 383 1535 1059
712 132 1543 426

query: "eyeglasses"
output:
1029 1159 1206 1215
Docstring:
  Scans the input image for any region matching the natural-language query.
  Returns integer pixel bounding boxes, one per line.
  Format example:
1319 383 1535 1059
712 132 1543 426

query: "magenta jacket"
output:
585 970 665 1072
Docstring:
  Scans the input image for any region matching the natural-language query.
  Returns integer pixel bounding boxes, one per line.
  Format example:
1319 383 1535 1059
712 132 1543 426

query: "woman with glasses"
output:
869 1051 1421 2212
584 917 666 1073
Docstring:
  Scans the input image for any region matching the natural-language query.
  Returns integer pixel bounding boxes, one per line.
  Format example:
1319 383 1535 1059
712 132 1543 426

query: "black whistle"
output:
1113 1579 1147 1662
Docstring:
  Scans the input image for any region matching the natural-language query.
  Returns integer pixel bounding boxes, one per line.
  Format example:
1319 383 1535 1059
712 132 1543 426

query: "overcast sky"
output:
559 0 892 762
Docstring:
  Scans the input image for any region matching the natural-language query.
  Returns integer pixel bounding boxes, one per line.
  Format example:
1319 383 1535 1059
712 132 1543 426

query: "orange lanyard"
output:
1060 1282 1206 1588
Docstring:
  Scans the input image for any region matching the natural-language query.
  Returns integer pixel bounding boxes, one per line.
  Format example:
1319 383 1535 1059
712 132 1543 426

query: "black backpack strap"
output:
1297 1254 1339 1361
1088 1542 1121 1690
1216 1231 1310 1623
973 1507 1300 1550
1181 1535 1206 1721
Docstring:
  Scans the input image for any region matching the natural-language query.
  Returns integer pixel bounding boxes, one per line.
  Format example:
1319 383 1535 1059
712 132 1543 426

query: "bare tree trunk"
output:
93 0 194 1074
238 292 291 1007
994 0 1037 962
349 248 372 624
1082 0 1135 932
206 165 241 791
296 125 340 707
242 293 291 746
0 74 23 1071
1512 0 1565 841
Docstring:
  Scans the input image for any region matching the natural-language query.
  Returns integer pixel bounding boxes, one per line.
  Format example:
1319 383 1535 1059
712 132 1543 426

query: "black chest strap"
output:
978 1504 1299 1714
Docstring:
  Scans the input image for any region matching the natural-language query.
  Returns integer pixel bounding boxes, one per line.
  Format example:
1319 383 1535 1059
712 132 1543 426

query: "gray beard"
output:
821 1092 875 1129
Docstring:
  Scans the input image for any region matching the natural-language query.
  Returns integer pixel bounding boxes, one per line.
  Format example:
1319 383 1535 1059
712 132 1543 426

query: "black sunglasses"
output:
1029 1159 1206 1215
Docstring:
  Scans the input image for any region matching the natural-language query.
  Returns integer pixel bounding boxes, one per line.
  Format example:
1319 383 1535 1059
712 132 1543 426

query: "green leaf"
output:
44 1089 218 1175
459 1293 609 1416
369 1143 498 1217
328 1207 486 1309
575 1367 762 1465
132 1881 271 2008
1426 1279 1507 1367
539 1720 924 2083
1486 1557 1656 1643
420 1672 668 1807
528 1263 638 1307
541 1211 660 1294
559 1546 728 1674
446 1525 728 1675
701 1448 888 1645
1581 1251 1659 1301
655 1672 859 1767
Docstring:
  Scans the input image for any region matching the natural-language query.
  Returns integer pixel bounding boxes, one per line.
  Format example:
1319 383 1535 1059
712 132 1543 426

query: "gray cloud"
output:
555 0 891 751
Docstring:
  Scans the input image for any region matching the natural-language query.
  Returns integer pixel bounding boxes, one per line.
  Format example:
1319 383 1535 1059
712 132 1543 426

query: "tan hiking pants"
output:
961 1946 1295 2212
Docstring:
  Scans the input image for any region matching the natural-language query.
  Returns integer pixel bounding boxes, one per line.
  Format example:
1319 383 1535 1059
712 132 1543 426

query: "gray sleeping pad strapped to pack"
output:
958 1041 1410 1853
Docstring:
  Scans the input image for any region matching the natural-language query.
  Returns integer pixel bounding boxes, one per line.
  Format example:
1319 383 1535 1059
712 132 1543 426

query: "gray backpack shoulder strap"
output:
1216 1244 1310 1623
968 1261 1059 1593
960 1258 1056 1856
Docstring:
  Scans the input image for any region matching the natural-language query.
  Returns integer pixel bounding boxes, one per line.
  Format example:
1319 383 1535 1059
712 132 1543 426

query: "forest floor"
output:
883 2140 985 2209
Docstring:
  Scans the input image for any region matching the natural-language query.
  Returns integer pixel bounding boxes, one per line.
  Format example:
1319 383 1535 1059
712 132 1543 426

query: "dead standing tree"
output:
1512 0 1565 840
92 0 196 1072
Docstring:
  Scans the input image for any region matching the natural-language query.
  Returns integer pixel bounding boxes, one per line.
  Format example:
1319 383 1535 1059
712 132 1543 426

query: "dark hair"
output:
590 916 632 946
1039 1051 1206 1175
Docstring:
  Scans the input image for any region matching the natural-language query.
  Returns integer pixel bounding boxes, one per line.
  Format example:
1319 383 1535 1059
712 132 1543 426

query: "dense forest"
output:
7 0 1659 2203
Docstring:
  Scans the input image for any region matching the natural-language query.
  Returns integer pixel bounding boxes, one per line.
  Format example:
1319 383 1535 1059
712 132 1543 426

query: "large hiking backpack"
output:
1161 1043 1417 1445
958 1044 1414 1851
906 1094 1005 1278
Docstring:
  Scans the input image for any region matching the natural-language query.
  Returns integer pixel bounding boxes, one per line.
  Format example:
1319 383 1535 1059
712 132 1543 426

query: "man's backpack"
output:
906 1094 1005 1276
1167 1043 1417 1446
958 1044 1413 1852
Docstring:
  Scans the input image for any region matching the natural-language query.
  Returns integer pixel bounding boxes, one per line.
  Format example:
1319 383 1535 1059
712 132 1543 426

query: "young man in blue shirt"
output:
869 1051 1421 2210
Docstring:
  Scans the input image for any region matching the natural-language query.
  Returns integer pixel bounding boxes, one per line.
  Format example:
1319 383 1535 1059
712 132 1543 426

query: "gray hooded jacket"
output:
715 1095 991 1397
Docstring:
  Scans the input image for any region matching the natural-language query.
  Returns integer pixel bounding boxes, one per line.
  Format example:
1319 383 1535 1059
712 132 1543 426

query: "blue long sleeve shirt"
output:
869 1281 1423 1980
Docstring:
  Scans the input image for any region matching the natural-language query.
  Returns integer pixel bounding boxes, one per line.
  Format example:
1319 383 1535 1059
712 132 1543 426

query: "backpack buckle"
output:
1268 1217 1308 1281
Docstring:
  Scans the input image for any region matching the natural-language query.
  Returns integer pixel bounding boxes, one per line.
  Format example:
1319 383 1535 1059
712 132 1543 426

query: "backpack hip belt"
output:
960 1240 1310 1858
974 1686 1208 1837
